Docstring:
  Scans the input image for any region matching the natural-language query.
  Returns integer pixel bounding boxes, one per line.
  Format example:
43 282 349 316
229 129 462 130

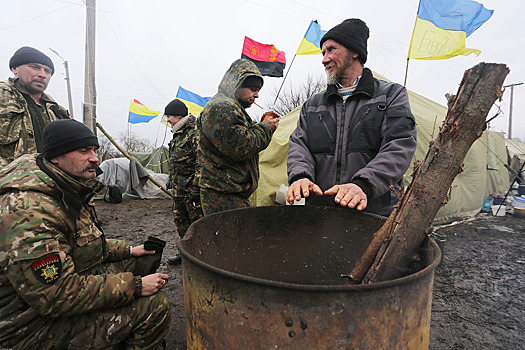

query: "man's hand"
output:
286 178 323 205
263 117 279 132
141 273 169 296
324 183 367 210
131 244 156 257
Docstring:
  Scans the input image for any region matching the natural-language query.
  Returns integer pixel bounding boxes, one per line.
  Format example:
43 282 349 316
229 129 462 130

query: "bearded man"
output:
286 18 417 216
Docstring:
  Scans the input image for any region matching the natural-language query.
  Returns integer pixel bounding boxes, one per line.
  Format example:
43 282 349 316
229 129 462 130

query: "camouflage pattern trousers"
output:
172 196 203 237
201 188 251 216
10 256 171 350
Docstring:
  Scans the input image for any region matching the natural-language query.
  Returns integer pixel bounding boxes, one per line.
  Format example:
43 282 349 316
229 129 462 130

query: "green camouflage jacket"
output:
0 154 136 344
168 114 199 197
197 59 272 197
0 78 69 168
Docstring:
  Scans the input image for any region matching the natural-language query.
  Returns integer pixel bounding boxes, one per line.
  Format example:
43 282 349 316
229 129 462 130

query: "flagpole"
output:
273 54 297 106
403 58 410 87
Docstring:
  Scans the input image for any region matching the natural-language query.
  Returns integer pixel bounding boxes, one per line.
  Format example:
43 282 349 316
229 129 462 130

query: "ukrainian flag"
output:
161 87 211 126
176 87 211 116
408 0 493 60
128 99 160 124
296 20 327 55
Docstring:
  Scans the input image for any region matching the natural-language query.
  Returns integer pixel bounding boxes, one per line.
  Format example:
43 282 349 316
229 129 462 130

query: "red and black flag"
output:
241 36 286 77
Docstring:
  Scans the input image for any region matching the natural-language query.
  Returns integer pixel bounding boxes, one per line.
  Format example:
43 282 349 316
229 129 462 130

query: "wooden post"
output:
96 122 175 199
346 62 509 284
84 0 97 134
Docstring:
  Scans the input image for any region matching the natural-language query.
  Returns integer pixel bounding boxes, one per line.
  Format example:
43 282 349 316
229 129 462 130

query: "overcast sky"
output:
1 0 523 147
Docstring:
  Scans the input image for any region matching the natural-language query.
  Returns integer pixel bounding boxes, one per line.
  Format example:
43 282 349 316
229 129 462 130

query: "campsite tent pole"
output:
273 54 297 107
403 58 410 87
96 122 175 199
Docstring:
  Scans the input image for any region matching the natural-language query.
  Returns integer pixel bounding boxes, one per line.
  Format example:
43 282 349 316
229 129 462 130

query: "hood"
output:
0 154 104 202
0 154 56 197
217 59 263 99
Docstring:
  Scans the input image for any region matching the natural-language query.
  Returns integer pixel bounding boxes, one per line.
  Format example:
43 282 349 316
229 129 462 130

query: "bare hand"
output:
286 178 323 205
324 183 367 210
141 273 169 296
131 244 156 257
264 117 279 132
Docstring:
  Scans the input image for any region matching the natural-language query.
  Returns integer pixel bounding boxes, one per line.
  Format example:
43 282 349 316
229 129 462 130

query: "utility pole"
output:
502 82 523 140
49 48 74 119
84 0 97 133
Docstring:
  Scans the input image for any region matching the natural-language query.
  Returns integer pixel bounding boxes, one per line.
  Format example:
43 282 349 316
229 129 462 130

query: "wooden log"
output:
347 62 509 284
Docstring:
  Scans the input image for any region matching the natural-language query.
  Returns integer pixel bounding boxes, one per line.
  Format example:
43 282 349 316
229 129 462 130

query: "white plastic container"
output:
512 196 525 208
491 205 505 216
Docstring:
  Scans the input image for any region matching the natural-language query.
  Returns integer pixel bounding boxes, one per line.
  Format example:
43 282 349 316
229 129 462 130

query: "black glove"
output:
189 186 201 206
143 236 166 253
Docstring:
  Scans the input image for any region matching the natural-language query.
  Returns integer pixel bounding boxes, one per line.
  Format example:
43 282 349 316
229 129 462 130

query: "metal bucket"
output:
178 206 440 349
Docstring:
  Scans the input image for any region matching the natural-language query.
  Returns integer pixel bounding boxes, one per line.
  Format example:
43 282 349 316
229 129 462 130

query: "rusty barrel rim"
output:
176 206 441 292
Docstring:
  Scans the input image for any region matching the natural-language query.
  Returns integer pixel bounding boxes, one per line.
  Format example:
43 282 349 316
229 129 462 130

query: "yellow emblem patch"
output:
31 254 62 284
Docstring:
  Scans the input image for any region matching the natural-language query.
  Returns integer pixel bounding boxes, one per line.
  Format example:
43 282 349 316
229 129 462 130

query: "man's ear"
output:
11 67 18 77
50 157 59 165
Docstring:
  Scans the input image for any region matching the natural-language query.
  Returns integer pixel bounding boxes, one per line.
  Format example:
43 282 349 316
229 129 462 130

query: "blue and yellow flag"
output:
161 87 211 126
128 99 160 124
408 0 493 60
176 87 211 115
296 20 327 55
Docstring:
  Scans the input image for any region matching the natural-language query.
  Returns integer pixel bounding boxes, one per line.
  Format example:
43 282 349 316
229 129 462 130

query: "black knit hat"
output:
42 119 99 160
241 75 263 89
9 46 55 75
320 19 369 64
164 99 188 116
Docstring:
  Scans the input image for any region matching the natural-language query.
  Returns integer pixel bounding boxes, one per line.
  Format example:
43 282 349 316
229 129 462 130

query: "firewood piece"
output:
347 63 509 284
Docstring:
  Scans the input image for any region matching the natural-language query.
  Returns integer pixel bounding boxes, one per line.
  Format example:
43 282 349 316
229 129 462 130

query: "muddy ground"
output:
95 198 524 350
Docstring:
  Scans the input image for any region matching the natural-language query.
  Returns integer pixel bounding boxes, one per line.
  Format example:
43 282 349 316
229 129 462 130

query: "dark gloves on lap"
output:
189 186 201 206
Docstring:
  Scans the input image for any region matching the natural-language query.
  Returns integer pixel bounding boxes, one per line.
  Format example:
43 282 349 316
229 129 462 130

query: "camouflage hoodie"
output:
0 154 137 345
168 114 200 197
197 59 272 197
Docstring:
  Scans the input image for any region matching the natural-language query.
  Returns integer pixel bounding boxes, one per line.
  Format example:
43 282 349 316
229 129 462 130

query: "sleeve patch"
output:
31 254 62 284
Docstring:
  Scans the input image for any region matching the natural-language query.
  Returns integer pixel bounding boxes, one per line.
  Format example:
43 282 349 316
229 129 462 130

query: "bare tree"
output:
116 132 153 153
97 134 122 161
263 73 326 116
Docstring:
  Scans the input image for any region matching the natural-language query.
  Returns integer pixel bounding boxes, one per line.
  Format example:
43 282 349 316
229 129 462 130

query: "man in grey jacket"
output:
286 18 417 216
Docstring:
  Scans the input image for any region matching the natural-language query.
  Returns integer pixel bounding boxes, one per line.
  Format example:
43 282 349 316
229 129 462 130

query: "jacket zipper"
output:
347 108 371 144
319 115 334 143
336 101 346 184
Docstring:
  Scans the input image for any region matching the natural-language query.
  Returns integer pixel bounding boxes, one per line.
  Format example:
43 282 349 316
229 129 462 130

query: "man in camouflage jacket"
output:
0 46 69 169
164 99 203 264
0 119 171 350
197 59 279 215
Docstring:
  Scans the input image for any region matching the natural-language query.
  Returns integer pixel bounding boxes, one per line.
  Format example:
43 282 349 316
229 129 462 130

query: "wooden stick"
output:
96 122 175 199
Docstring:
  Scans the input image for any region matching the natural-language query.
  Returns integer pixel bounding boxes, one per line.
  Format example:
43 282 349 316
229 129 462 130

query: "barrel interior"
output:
181 206 387 285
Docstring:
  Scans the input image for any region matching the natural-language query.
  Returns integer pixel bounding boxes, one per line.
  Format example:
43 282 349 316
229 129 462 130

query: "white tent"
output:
98 157 171 200
251 72 513 218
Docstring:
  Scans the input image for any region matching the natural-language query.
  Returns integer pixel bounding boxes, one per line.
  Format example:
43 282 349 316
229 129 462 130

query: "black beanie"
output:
320 19 369 64
164 99 188 116
42 119 99 160
9 46 55 75
241 75 263 89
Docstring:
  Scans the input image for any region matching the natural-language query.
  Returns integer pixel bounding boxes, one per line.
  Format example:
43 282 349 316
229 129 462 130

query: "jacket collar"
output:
36 155 104 219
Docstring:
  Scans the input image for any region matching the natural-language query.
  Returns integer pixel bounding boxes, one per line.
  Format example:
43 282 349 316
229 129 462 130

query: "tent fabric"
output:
99 157 171 200
505 138 525 183
252 72 511 218
129 146 170 175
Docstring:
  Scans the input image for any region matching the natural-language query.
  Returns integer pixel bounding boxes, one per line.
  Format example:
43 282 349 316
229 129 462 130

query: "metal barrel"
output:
178 205 440 349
